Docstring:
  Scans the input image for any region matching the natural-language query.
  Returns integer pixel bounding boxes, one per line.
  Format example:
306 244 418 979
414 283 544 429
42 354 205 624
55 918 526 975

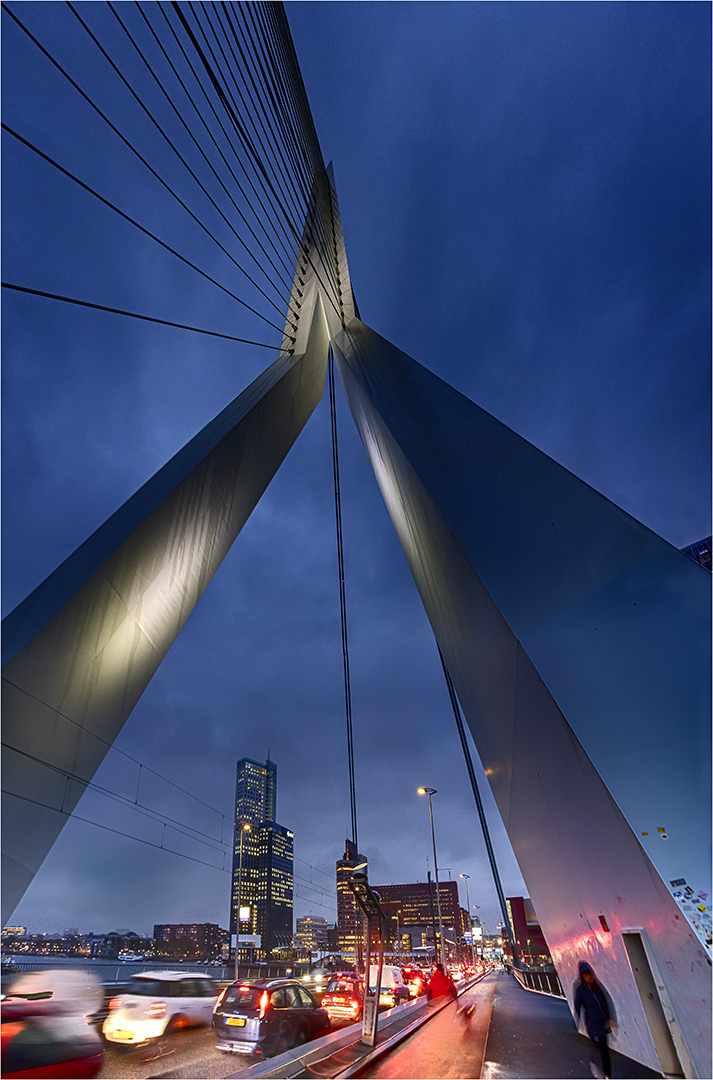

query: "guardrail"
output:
511 965 564 998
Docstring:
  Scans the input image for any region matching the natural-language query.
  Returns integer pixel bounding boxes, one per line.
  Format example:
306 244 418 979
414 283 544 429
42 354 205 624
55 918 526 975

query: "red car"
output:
320 975 364 1025
1 999 103 1079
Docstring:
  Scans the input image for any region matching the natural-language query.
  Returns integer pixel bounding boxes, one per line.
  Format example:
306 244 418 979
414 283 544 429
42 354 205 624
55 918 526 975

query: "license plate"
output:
226 1017 246 1026
113 1030 133 1041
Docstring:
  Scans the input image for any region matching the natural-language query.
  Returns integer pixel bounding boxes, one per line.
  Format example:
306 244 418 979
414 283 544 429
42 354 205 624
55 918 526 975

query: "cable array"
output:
1 0 342 350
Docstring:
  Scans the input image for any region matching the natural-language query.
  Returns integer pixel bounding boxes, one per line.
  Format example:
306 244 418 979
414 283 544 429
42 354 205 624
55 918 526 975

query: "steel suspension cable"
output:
159 3 301 281
239 2 338 275
236 3 341 297
1 124 290 338
176 2 343 322
141 2 298 291
106 1 300 312
203 2 307 229
0 283 285 349
328 348 358 854
2 3 294 322
437 646 520 964
178 1 302 263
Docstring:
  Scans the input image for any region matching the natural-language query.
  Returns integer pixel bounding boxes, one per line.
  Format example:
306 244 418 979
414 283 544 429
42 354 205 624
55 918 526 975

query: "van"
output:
367 965 409 1009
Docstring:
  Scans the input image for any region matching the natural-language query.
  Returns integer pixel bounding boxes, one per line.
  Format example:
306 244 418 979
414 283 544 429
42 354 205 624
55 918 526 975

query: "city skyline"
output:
4 2 709 940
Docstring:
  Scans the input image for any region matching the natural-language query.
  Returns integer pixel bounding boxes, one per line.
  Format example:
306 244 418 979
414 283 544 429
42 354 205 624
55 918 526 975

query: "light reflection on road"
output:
99 1026 251 1080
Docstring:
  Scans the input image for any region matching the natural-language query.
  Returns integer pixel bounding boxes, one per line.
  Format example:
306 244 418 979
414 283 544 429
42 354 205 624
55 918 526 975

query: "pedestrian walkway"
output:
362 977 495 1079
364 972 663 1080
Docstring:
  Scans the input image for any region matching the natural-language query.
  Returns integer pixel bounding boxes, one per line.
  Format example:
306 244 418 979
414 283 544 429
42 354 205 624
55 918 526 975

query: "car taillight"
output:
108 997 121 1011
214 988 226 1009
149 1001 166 1017
258 991 269 1019
321 994 332 1005
239 985 250 992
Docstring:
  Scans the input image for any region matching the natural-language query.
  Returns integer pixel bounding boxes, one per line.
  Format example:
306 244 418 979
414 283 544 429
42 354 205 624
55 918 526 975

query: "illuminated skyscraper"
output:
234 756 277 828
336 839 366 962
230 757 292 958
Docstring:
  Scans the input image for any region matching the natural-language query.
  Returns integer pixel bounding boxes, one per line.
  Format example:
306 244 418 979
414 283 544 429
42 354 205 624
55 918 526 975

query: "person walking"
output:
426 963 457 1004
574 961 617 1079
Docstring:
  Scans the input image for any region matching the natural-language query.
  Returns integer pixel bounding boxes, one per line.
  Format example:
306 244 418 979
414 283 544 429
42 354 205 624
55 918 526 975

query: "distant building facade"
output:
229 756 293 959
295 916 330 952
369 880 469 959
153 923 224 959
681 536 712 571
505 897 551 963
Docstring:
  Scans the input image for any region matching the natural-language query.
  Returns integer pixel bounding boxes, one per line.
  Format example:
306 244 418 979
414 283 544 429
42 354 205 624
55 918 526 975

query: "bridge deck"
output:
361 971 663 1080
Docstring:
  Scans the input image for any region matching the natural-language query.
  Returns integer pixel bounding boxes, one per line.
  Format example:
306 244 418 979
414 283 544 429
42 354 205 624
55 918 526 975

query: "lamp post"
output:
459 874 477 973
417 788 446 969
234 821 251 982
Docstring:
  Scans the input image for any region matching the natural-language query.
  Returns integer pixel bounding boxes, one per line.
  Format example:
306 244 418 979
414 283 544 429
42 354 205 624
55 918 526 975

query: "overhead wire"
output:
227 2 309 209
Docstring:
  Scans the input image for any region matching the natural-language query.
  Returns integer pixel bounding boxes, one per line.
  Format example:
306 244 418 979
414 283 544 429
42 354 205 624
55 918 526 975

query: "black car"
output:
213 979 330 1057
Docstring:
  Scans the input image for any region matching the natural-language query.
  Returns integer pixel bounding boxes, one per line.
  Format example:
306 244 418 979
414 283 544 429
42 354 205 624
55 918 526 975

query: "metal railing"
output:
511 964 564 998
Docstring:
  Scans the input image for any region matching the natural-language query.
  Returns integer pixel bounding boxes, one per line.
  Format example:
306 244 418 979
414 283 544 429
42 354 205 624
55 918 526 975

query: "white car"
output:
367 965 410 1009
102 972 217 1048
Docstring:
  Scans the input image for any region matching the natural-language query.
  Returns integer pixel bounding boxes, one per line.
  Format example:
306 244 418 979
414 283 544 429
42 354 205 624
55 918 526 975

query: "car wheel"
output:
292 1025 307 1049
166 1014 189 1033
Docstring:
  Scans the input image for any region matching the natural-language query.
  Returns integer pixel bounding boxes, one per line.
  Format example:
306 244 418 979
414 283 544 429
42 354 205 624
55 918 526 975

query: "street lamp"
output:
417 787 446 969
234 822 251 982
459 874 477 973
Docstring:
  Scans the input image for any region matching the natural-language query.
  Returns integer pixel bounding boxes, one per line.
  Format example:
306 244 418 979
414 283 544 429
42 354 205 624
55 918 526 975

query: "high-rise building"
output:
295 916 330 952
336 839 366 961
230 756 293 959
234 756 277 828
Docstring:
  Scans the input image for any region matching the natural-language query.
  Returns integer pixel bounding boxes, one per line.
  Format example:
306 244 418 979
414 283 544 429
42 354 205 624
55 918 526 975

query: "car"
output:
320 974 364 1025
401 967 427 997
1 998 103 1079
102 972 217 1049
300 968 332 1000
367 965 410 1009
213 979 329 1057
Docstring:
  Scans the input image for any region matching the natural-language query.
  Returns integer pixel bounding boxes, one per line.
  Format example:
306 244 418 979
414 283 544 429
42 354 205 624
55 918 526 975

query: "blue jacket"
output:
574 964 615 1039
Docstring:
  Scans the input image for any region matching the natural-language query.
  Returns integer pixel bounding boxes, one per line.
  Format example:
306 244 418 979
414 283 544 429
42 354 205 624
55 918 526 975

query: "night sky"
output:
2 2 710 939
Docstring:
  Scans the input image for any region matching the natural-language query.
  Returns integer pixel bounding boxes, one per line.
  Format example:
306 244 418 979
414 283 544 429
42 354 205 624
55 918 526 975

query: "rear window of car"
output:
221 986 262 1009
127 979 168 997
326 979 359 994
